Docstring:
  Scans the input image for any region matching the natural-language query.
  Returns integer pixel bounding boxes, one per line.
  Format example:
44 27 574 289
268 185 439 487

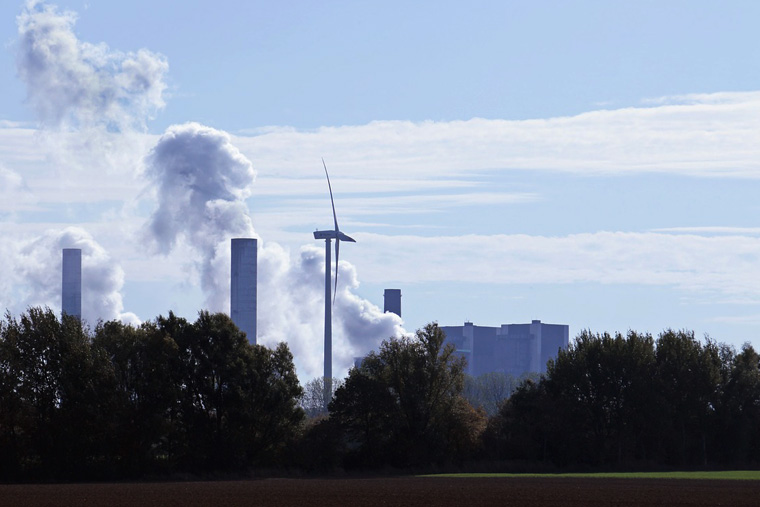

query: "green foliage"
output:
544 330 657 465
713 343 760 463
653 330 722 465
494 329 760 469
0 308 119 479
329 323 486 468
0 307 303 480
6 309 760 478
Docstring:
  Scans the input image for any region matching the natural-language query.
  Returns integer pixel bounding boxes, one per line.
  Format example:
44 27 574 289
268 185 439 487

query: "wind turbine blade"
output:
323 158 339 232
333 238 340 304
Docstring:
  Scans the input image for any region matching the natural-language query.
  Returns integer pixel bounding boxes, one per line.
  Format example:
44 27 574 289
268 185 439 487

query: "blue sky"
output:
2 1 760 379
5 1 760 129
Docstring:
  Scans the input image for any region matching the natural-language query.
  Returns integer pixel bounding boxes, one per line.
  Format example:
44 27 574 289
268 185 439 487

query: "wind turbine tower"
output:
313 160 355 409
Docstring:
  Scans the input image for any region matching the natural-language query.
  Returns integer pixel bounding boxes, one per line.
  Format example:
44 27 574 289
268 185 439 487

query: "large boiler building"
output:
440 320 569 377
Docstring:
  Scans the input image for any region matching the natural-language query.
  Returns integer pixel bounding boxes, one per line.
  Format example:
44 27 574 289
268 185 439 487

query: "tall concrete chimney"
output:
62 248 82 319
231 238 257 344
384 289 401 317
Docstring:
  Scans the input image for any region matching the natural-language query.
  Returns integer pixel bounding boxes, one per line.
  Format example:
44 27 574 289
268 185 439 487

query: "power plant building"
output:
61 248 82 319
440 320 569 377
230 238 257 344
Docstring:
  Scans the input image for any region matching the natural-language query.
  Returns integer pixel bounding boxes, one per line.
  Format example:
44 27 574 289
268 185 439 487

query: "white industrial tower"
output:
61 248 82 319
231 238 258 344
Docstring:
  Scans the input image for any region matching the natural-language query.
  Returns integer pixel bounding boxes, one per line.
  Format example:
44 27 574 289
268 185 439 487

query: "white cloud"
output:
260 192 538 235
8 15 760 379
16 0 168 131
350 231 760 302
250 176 479 197
2 2 406 385
0 164 36 213
234 91 760 180
138 122 406 379
651 226 760 236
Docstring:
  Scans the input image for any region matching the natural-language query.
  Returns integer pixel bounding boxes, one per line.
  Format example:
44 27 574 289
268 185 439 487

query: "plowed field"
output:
1 476 758 506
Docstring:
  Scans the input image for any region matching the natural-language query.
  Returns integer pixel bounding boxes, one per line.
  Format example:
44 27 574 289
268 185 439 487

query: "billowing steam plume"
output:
10 1 164 325
16 0 168 131
143 122 404 378
14 1 403 380
258 243 404 378
12 227 138 325
144 122 256 310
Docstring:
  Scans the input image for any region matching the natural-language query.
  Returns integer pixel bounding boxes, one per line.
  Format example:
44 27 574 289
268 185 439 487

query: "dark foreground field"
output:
1 476 759 507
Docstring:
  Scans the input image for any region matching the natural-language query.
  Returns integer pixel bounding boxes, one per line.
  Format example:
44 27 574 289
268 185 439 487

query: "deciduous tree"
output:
330 323 484 467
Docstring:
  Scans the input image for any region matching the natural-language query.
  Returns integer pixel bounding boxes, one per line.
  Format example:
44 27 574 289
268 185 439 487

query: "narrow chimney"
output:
231 238 257 344
384 288 401 317
62 248 82 319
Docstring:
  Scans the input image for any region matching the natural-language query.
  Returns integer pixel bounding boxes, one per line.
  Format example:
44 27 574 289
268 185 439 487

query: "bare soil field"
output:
1 476 758 507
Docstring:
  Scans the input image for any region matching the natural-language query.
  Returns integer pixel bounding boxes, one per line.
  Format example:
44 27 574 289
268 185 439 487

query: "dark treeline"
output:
489 330 760 469
0 307 303 480
491 331 760 467
2 309 760 481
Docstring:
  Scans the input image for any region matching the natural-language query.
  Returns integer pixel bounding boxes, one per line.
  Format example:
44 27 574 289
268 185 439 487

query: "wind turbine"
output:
313 159 355 410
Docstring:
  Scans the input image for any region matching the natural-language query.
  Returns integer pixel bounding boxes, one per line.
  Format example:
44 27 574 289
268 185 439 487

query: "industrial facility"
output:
47 174 571 397
58 239 567 380
357 290 569 378
49 167 569 383
440 321 569 377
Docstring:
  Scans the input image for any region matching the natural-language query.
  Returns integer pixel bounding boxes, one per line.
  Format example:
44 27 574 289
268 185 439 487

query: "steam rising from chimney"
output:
142 122 405 378
14 227 138 324
144 122 256 311
11 2 405 381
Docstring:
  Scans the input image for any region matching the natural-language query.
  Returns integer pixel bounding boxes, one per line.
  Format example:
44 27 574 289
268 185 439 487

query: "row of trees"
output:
0 308 303 480
300 327 760 471
490 330 760 468
2 308 760 480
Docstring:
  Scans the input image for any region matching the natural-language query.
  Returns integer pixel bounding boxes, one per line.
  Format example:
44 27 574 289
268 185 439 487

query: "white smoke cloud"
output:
6 1 158 327
16 0 168 131
9 227 138 325
142 122 404 379
11 2 403 380
144 122 257 311
257 243 404 379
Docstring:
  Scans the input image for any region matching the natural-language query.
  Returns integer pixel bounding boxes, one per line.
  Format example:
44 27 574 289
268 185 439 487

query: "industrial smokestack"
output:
231 238 257 344
384 289 401 318
62 248 82 319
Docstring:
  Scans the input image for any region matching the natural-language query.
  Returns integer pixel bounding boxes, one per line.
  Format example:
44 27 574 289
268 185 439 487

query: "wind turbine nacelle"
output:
313 230 338 240
313 230 356 242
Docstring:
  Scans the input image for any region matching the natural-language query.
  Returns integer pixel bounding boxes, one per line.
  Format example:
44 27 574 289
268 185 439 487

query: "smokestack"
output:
62 248 82 319
231 238 257 344
384 289 401 317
